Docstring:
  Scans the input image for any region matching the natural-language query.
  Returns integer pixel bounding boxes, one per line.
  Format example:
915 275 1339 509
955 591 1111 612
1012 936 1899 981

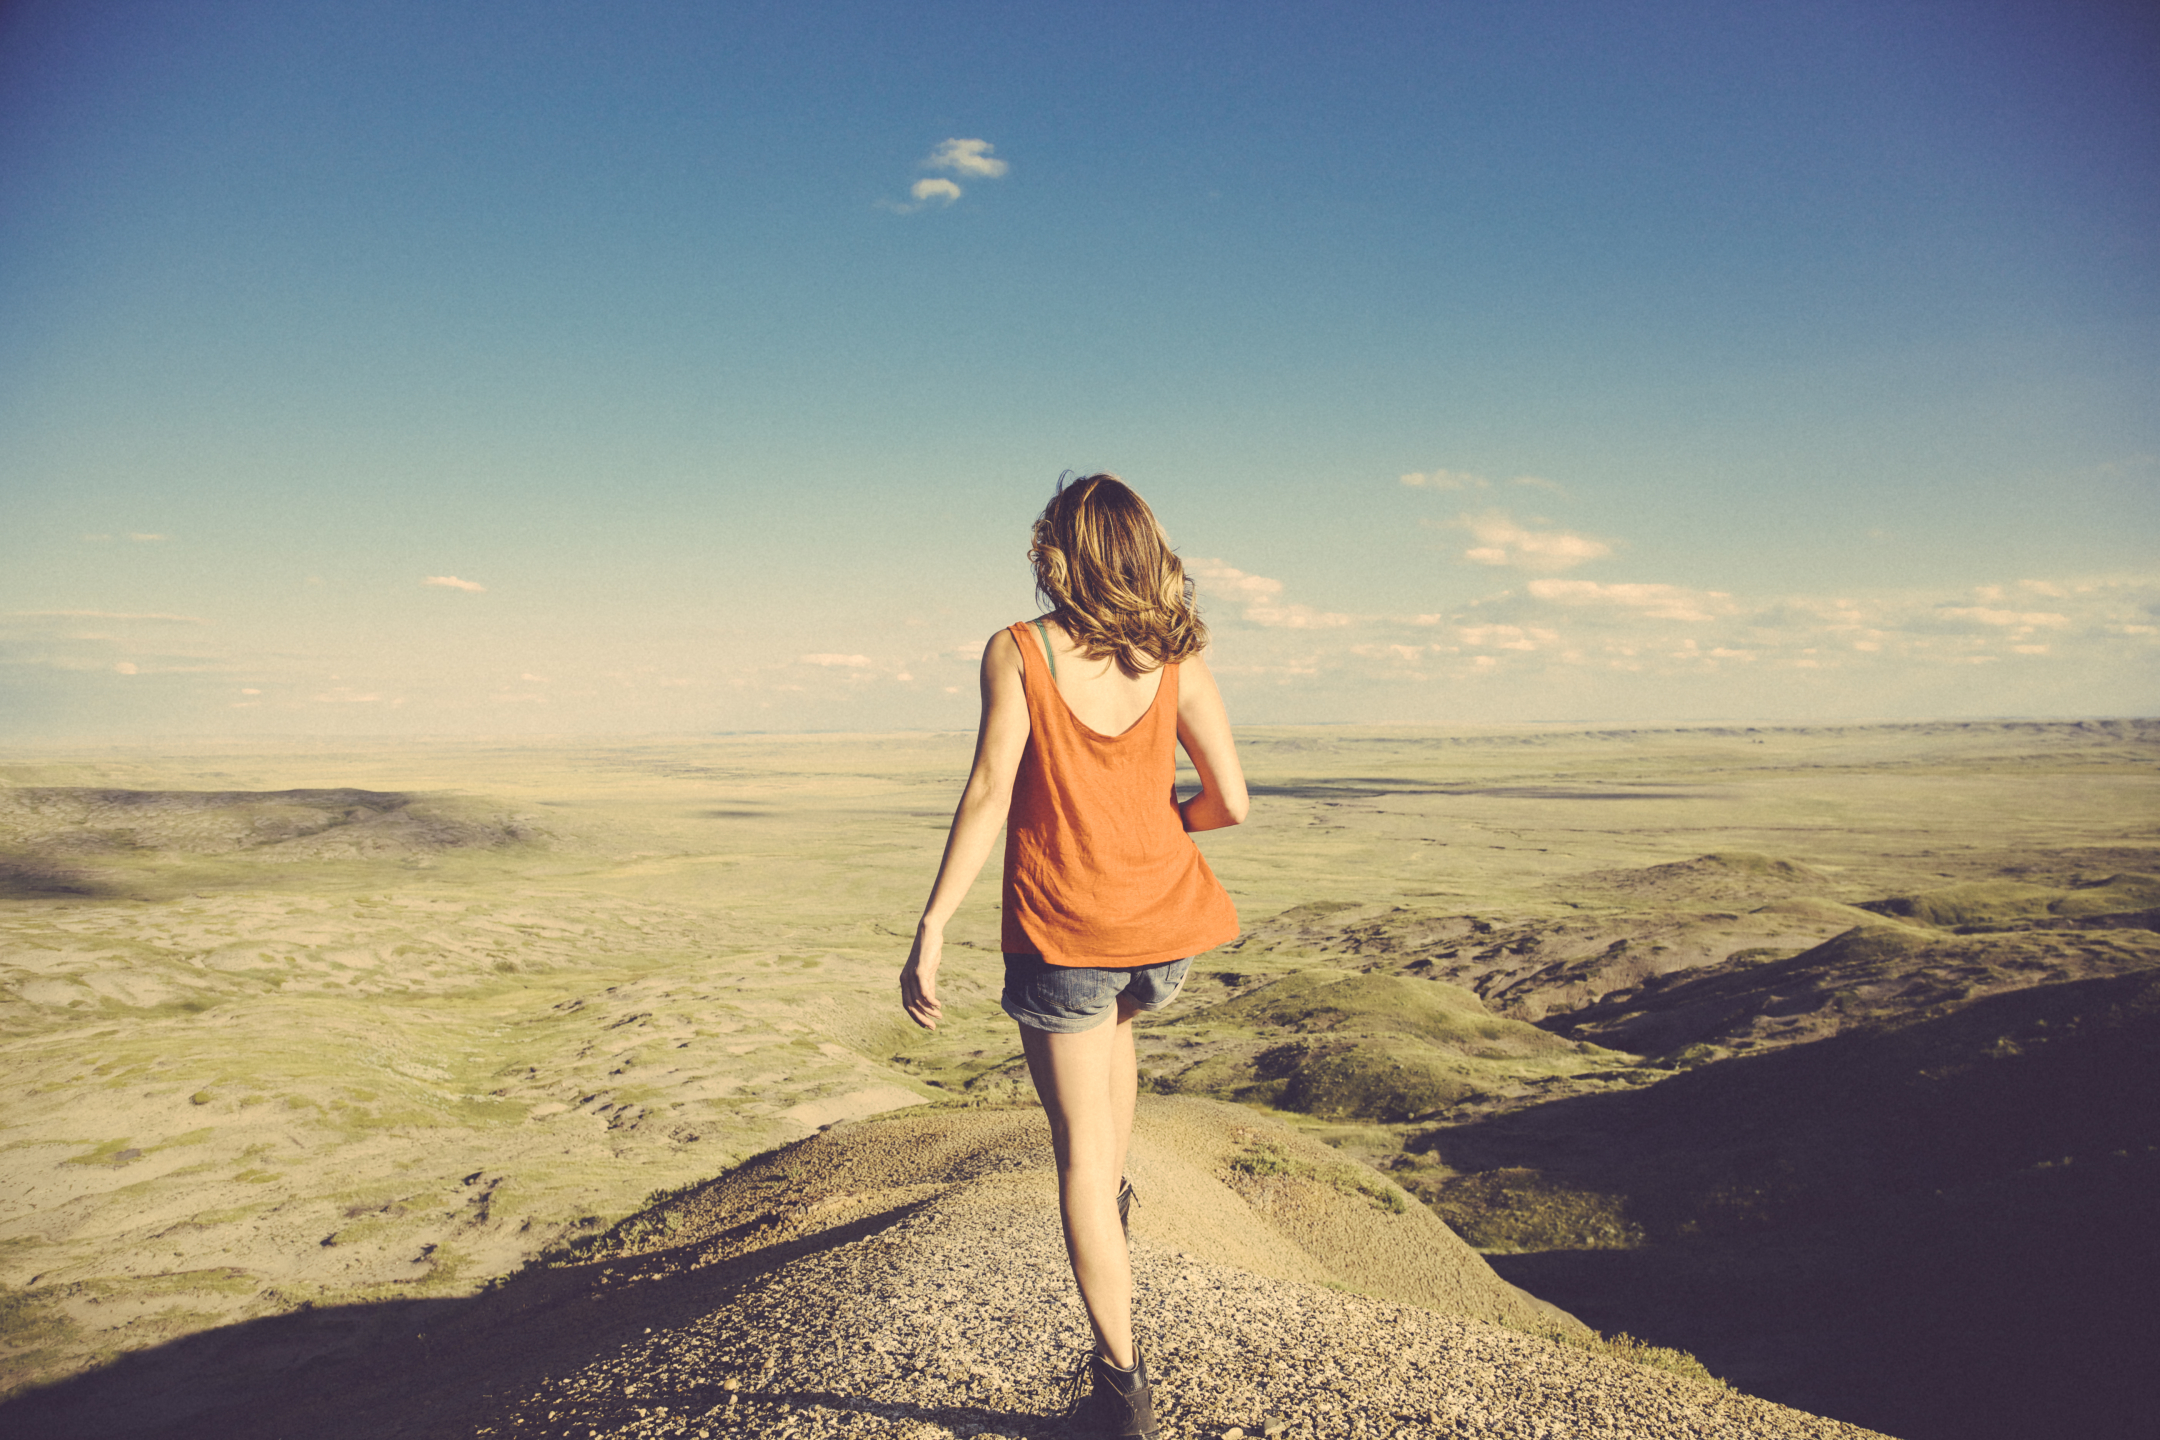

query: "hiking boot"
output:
1082 1345 1159 1439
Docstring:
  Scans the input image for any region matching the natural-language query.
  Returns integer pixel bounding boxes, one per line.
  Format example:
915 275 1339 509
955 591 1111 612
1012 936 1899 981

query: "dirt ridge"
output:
0 1098 1885 1440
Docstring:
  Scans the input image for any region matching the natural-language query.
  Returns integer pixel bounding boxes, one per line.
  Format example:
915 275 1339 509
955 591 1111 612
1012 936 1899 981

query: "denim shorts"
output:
1001 953 1193 1034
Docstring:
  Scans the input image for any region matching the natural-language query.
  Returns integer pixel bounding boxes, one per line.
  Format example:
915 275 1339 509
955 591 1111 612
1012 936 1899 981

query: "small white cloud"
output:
240 687 261 695
884 139 1007 212
801 653 872 667
521 672 550 682
1191 560 1283 605
113 661 138 674
127 532 167 542
1936 606 2070 628
1350 643 1428 665
925 138 1008 178
422 575 486 592
1527 579 1734 622
1400 469 1489 491
1452 511 1611 572
1457 624 1552 652
1190 559 1351 629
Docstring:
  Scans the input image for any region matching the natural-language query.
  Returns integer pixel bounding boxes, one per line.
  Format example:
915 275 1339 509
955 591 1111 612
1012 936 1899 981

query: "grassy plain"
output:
1 719 2154 1438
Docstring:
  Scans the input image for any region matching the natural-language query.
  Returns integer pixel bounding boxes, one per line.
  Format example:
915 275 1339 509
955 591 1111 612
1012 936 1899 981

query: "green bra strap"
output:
1031 619 1058 681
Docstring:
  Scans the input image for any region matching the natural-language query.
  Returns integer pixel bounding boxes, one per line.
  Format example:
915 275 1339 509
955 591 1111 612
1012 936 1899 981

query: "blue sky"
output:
3 0 2155 738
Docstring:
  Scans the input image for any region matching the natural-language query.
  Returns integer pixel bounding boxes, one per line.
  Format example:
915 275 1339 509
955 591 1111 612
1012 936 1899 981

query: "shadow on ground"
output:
0 1202 933 1440
1421 972 2160 1440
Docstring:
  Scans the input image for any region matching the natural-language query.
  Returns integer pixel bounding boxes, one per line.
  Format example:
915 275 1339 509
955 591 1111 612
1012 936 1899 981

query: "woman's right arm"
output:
1175 651 1250 833
900 628 1031 1029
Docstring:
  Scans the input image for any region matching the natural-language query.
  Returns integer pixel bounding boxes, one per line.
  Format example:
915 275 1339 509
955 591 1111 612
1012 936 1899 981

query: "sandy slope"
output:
1 1099 1886 1440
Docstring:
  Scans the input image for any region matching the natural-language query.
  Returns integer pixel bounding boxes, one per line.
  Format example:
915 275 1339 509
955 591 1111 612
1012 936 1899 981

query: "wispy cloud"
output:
1400 468 1489 491
1451 510 1612 572
1934 606 2071 630
1191 559 1351 629
1185 490 2160 715
882 137 1008 212
1456 623 1555 652
127 532 167 542
4 610 206 624
924 138 1008 178
422 575 486 592
800 653 872 667
1400 469 1564 493
0 608 229 682
1527 579 1734 622
1400 574 2160 686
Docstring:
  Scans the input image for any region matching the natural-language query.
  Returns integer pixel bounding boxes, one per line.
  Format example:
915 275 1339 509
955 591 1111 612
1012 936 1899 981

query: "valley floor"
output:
2 719 2154 1438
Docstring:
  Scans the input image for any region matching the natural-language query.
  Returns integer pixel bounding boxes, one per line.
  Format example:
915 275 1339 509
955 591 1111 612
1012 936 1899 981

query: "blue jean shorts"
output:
1001 953 1193 1034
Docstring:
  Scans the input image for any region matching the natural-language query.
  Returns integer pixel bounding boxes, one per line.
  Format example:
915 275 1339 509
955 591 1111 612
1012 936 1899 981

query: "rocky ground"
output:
0 1100 1884 1440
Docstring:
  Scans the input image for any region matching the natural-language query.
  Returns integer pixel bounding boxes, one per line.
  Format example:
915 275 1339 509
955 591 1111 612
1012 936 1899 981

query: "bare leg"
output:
1021 996 1146 1369
1108 999 1140 1193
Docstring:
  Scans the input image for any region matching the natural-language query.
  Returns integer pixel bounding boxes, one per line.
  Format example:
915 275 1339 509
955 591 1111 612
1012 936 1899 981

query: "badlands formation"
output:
1 720 2154 1438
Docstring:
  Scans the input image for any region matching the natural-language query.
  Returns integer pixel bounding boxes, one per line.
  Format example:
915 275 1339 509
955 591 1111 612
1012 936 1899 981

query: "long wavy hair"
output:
1029 473 1208 675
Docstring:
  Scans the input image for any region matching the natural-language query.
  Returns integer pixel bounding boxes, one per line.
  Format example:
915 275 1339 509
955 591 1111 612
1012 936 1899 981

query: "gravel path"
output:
0 1100 1892 1440
473 1106 1888 1440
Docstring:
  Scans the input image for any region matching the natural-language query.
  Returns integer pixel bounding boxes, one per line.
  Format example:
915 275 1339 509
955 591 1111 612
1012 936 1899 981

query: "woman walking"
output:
900 473 1249 1438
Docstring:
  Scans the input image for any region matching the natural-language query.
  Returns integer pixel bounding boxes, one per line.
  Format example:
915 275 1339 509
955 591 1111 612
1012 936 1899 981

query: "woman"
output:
899 473 1250 1439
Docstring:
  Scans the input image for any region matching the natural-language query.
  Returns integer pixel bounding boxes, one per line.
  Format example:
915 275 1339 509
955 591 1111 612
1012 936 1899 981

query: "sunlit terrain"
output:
3 720 2154 1439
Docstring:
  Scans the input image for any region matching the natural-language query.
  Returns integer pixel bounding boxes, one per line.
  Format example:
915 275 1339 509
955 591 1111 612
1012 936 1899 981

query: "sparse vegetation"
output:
3 723 2154 1436
1229 1140 1411 1214
1522 1318 1726 1388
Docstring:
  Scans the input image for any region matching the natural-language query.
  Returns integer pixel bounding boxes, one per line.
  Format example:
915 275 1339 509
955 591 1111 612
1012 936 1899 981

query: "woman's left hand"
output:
900 928 943 1029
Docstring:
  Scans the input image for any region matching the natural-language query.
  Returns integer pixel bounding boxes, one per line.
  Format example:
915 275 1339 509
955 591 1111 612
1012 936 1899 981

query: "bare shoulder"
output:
982 625 1024 675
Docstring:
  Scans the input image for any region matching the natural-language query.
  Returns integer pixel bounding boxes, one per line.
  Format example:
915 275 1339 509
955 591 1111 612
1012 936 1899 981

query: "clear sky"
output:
3 0 2155 739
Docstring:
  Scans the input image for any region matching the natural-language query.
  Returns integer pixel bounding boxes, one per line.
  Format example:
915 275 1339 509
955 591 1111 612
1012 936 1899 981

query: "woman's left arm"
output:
1175 651 1250 833
900 628 1032 1029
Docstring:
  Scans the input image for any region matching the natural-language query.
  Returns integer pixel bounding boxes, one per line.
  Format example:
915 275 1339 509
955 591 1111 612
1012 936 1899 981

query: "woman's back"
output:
1003 616 1237 969
1030 616 1164 737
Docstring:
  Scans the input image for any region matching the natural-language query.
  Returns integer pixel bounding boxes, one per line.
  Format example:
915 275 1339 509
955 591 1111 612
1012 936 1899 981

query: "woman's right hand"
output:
900 927 943 1029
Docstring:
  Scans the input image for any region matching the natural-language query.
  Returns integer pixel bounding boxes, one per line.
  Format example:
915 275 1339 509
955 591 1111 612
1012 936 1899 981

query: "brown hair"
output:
1028 473 1208 675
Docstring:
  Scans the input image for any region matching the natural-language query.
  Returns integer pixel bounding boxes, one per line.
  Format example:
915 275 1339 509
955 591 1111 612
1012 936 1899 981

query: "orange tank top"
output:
1001 621 1241 967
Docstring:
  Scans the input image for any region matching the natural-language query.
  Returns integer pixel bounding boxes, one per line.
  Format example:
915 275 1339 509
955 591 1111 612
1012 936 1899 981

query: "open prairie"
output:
2 720 2155 1439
